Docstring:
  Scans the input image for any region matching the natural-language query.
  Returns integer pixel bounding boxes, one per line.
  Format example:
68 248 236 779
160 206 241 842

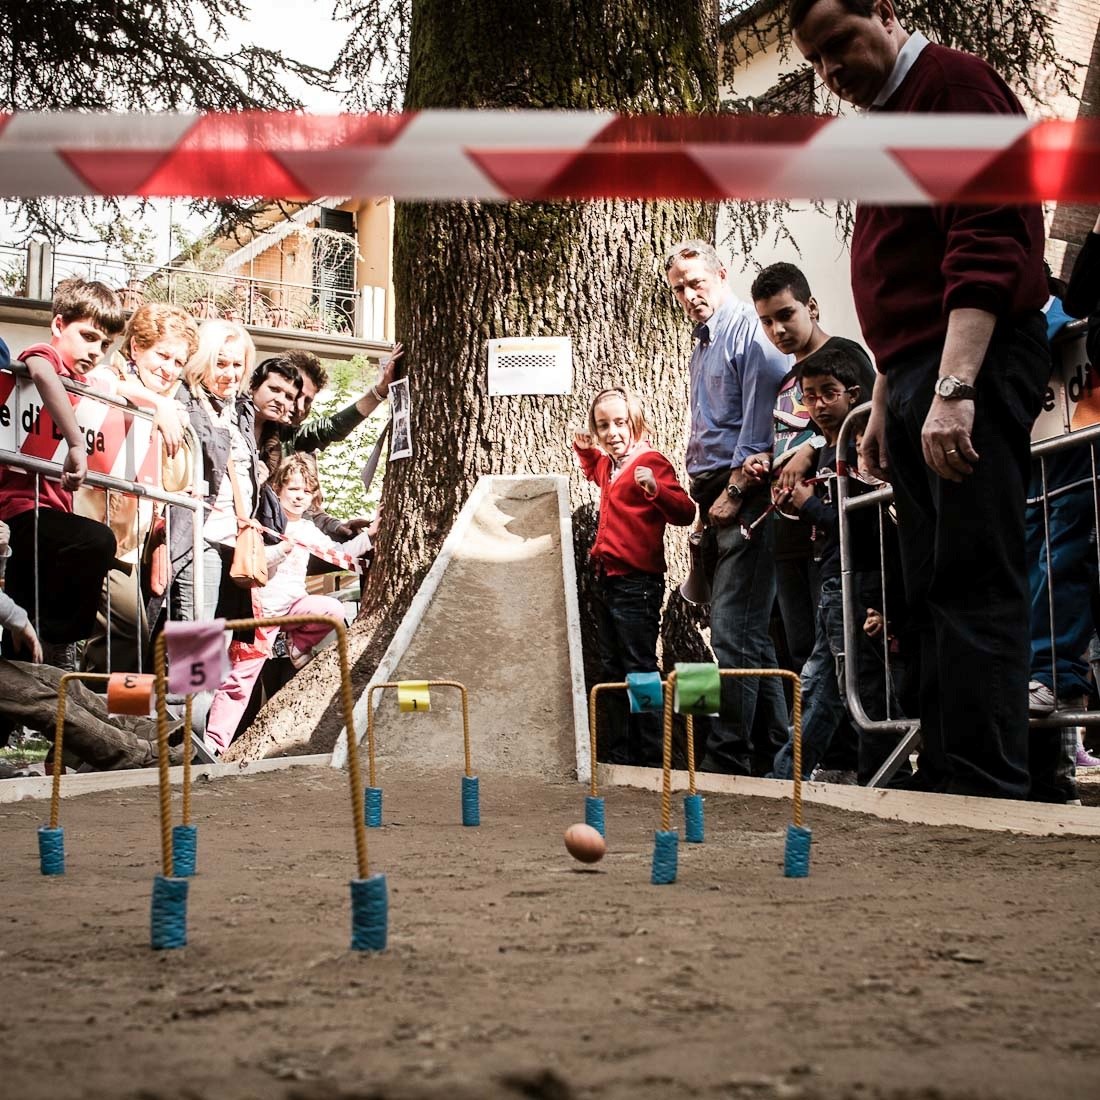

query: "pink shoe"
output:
1075 744 1100 771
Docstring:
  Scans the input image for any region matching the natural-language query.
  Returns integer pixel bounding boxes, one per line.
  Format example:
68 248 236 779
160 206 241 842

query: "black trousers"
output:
883 313 1049 799
1 508 116 647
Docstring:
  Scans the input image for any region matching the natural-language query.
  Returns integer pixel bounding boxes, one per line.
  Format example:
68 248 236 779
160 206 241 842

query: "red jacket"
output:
575 441 696 575
851 43 1047 369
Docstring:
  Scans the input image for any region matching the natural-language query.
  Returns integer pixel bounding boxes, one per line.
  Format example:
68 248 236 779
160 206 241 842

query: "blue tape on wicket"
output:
172 824 198 877
350 874 388 951
150 875 189 950
461 775 480 826
38 825 65 876
784 824 812 878
625 670 664 713
364 786 383 828
584 795 606 837
684 794 705 843
651 829 679 885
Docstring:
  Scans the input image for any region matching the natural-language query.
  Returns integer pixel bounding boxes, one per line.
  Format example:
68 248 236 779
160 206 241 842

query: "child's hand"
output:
864 608 885 638
0 519 9 555
16 619 43 663
634 465 657 497
573 430 594 450
743 453 771 482
61 446 88 491
789 480 814 509
775 444 814 491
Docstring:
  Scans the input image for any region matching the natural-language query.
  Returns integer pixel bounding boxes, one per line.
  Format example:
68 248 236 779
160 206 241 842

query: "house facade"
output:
718 0 1100 346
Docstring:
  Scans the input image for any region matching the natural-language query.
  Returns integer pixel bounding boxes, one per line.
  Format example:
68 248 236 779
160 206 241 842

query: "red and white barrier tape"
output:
0 111 1097 203
203 499 365 574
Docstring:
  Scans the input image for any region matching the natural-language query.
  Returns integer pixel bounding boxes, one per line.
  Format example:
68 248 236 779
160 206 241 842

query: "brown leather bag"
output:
225 459 268 589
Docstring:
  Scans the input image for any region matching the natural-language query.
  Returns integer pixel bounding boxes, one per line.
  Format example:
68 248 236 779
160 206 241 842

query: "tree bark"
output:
229 1 719 761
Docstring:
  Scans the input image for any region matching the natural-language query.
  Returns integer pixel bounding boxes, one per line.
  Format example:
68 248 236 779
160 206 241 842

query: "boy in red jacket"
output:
574 386 696 765
0 278 124 668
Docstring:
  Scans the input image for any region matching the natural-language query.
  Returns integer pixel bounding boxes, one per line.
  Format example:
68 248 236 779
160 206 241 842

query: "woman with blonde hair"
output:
165 320 283 635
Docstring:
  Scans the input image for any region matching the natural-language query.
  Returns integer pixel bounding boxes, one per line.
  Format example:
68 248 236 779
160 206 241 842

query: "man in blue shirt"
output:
665 240 792 773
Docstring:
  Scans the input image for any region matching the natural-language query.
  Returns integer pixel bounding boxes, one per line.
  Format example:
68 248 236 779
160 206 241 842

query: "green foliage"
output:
0 0 334 245
312 355 389 520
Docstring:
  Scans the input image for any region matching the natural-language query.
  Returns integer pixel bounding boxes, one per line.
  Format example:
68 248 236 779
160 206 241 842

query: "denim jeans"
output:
1026 473 1097 700
593 570 664 765
772 573 903 782
699 493 789 774
884 314 1049 799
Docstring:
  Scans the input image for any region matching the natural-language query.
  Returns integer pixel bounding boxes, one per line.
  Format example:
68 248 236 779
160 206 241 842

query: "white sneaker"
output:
1028 681 1056 715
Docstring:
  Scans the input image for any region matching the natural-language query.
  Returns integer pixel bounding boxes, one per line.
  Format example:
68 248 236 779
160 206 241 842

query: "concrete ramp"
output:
332 475 588 781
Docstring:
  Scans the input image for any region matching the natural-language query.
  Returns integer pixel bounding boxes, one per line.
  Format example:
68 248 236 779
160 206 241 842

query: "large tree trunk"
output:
229 1 718 761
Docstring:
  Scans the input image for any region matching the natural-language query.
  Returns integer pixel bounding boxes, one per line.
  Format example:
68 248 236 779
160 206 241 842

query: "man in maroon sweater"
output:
789 0 1051 799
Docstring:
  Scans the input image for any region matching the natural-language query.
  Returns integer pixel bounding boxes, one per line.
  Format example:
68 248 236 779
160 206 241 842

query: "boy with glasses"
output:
769 346 905 783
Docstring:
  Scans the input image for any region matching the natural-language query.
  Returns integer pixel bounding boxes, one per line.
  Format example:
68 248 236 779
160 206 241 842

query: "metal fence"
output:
0 240 388 341
0 364 205 672
836 322 1100 786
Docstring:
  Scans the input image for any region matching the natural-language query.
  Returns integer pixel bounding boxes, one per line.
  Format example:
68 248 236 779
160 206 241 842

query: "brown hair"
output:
269 452 322 511
588 386 650 443
282 349 327 391
788 0 877 31
52 277 126 335
121 302 199 362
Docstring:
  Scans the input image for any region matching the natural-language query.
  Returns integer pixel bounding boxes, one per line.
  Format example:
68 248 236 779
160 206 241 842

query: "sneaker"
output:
1028 681 1056 715
1075 744 1100 770
287 640 313 670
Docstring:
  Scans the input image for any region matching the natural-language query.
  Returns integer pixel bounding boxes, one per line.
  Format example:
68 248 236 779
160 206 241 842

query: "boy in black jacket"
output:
770 345 904 782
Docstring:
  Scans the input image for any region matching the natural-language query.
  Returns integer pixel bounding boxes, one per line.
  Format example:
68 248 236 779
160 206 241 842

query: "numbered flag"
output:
164 619 230 695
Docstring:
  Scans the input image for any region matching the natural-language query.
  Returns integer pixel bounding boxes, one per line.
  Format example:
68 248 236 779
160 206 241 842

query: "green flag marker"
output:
674 662 721 716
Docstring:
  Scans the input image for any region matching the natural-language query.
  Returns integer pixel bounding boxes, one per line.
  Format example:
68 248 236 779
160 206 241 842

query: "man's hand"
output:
152 397 186 458
375 342 405 398
922 396 978 482
337 516 372 539
742 453 771 483
61 446 88 491
859 372 890 484
634 465 657 497
707 491 741 527
573 430 594 450
15 620 43 663
864 608 885 639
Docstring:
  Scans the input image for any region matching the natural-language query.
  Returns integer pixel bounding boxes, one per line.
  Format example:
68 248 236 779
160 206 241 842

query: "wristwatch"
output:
934 375 977 401
726 482 743 501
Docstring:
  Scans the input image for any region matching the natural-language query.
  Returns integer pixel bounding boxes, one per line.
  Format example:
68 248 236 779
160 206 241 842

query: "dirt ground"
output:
3 766 1100 1100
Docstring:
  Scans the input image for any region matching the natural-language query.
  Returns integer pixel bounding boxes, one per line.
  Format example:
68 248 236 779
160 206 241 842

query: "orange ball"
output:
564 823 607 864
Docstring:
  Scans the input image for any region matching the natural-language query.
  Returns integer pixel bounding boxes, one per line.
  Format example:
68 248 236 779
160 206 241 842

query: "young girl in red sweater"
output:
574 386 696 766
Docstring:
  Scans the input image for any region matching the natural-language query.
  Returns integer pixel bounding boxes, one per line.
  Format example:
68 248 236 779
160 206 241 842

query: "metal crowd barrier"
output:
836 322 1100 787
0 364 205 667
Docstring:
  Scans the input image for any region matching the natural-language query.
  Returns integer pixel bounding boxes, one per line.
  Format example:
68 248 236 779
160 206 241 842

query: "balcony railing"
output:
0 241 387 341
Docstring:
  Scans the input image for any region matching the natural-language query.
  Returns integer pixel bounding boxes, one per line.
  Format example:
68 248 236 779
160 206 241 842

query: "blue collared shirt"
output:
685 294 792 479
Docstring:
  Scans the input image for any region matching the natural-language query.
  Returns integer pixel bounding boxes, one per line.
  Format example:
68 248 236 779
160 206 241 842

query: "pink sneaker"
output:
1074 744 1100 771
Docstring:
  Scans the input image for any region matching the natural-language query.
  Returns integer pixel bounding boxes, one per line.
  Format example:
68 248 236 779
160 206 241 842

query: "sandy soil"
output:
4 766 1100 1100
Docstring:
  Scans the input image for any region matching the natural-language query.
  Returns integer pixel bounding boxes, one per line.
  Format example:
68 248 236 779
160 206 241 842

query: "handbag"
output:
225 458 268 589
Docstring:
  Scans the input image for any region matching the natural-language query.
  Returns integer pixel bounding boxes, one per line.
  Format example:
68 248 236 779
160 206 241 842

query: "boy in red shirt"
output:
0 278 125 667
574 386 696 765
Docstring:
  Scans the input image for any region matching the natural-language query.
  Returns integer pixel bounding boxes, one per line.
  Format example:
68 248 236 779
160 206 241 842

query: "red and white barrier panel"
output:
0 111 1097 203
0 370 160 486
